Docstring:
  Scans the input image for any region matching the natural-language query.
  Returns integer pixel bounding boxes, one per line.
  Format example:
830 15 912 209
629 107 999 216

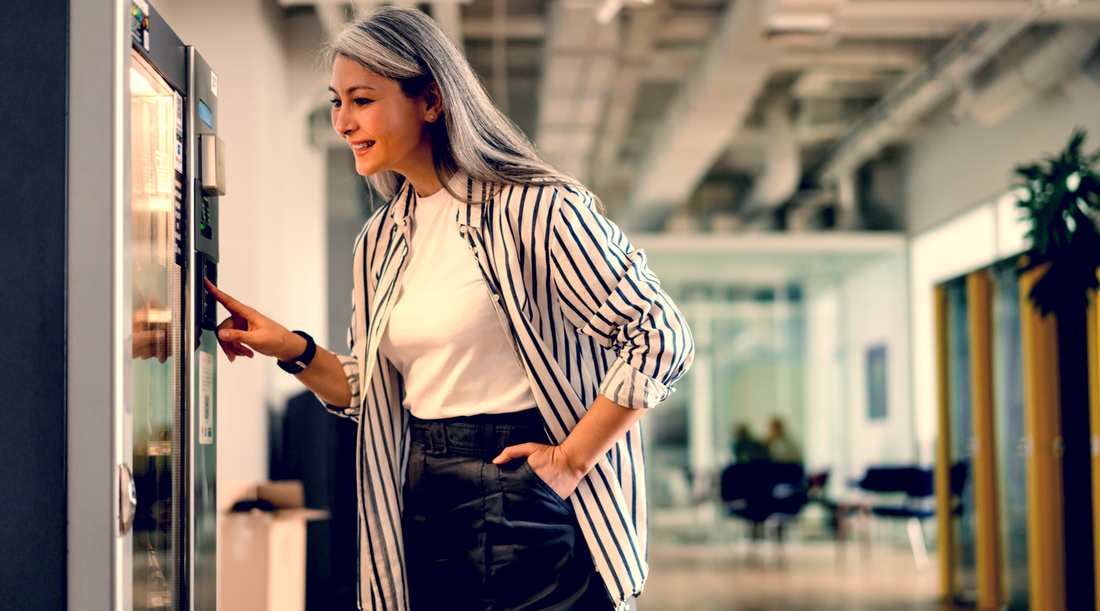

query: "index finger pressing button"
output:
205 280 243 310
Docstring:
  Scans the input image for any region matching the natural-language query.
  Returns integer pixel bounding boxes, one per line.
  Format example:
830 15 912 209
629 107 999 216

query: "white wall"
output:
905 70 1100 234
155 0 328 483
804 254 913 497
327 148 369 352
841 255 913 473
909 193 1030 465
803 286 843 482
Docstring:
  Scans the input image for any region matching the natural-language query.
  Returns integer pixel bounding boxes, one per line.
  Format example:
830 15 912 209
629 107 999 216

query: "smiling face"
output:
329 54 442 194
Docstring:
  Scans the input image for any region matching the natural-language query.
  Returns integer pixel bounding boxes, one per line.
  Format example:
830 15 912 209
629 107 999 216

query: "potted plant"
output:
1014 128 1100 609
1016 128 1100 314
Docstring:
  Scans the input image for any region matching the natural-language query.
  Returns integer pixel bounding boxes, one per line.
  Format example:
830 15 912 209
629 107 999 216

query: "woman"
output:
209 7 692 611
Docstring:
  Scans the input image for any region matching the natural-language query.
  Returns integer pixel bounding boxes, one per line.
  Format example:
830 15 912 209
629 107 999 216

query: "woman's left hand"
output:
492 443 587 501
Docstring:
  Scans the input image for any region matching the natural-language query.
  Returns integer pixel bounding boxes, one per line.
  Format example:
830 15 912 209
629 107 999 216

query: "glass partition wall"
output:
934 258 1078 610
635 240 911 549
992 261 1028 610
943 277 978 603
645 287 806 541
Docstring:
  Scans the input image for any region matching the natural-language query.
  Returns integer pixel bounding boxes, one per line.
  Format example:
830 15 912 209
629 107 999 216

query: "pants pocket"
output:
517 459 572 509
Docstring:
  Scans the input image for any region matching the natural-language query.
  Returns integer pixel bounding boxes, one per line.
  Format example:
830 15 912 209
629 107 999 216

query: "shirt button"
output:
492 294 500 302
458 226 466 235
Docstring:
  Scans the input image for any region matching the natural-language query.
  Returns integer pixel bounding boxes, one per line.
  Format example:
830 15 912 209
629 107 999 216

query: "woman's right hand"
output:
205 279 305 363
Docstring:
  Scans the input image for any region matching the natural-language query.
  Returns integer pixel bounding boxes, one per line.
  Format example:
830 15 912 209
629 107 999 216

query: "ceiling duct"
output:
590 2 662 206
830 0 1100 24
624 0 778 231
535 0 620 184
819 6 1046 184
970 24 1100 126
765 0 1100 33
746 95 801 210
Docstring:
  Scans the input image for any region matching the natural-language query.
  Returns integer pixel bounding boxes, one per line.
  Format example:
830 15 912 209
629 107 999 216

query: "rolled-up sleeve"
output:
549 189 694 409
315 312 363 420
320 354 361 419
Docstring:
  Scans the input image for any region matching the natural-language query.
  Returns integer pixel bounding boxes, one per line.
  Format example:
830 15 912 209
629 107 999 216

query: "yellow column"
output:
935 285 956 600
1019 264 1066 611
1088 282 1100 611
967 270 1002 610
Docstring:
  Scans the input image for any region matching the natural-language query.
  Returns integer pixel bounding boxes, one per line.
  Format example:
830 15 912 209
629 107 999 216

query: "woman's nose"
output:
333 106 355 135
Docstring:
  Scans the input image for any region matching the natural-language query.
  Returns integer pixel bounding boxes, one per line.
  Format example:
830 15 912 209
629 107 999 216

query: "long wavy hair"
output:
324 6 576 202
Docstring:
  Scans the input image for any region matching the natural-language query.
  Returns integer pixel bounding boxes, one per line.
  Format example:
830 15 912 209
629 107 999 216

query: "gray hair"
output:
324 6 576 202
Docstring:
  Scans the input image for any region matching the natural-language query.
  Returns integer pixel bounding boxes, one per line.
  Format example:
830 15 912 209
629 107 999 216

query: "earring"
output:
428 113 436 121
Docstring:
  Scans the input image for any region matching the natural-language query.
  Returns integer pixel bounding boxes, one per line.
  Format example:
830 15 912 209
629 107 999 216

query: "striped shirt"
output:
319 175 694 611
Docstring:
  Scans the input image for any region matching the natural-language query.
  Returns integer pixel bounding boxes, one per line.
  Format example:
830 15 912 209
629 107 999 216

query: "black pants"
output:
403 410 610 611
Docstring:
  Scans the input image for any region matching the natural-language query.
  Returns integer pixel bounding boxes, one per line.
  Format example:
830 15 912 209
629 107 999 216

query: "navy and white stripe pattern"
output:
320 175 694 611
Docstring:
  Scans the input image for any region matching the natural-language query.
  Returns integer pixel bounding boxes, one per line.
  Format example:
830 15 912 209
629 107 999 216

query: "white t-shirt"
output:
378 186 537 419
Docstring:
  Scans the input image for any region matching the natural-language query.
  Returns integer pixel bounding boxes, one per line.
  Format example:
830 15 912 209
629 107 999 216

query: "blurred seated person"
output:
731 423 769 463
722 421 809 540
765 417 802 465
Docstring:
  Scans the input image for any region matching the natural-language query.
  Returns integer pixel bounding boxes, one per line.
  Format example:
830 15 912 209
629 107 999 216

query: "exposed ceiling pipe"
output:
596 0 624 24
535 0 620 183
834 170 858 229
624 0 778 231
970 24 1100 125
596 0 655 25
831 0 1100 23
463 16 545 40
746 95 801 210
590 1 662 208
819 3 1047 184
774 43 928 71
763 0 1100 28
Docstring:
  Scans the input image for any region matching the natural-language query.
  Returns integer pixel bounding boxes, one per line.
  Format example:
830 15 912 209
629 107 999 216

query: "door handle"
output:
119 463 137 535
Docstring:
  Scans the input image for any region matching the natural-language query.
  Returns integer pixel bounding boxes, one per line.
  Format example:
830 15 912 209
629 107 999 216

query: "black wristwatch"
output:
277 331 317 374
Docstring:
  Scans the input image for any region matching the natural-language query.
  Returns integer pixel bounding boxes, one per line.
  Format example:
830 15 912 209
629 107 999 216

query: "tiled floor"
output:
637 539 967 611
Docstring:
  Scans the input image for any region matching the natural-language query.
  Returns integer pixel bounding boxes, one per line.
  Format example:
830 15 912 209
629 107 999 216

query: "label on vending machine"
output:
199 351 214 444
131 0 150 52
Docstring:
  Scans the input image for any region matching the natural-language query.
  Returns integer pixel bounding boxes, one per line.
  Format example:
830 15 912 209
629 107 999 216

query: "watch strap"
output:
277 331 316 374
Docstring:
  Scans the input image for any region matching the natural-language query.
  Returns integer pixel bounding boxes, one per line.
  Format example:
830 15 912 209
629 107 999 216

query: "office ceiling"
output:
293 0 1100 231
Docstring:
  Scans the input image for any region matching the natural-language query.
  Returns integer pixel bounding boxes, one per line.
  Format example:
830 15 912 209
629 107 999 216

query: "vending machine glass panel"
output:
130 48 183 611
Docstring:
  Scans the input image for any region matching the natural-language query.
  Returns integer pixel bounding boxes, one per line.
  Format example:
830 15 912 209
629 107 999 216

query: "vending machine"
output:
124 1 224 608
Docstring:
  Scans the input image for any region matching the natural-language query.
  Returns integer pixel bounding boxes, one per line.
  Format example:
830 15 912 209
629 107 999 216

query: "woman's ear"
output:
424 82 444 121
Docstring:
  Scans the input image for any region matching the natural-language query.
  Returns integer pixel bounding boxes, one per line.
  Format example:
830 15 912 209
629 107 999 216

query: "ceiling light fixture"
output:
765 13 834 33
594 0 653 25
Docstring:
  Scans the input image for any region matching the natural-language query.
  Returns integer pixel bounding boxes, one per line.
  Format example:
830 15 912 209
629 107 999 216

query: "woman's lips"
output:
351 141 375 156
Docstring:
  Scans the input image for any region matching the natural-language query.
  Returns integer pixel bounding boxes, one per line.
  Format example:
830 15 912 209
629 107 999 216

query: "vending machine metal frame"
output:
68 1 222 609
68 1 133 608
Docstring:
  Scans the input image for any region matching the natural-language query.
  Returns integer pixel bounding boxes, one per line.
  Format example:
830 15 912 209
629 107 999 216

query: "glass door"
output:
992 260 1029 609
945 277 978 602
130 49 183 611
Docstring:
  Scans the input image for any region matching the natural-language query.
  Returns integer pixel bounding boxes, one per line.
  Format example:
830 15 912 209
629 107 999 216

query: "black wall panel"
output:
0 0 70 608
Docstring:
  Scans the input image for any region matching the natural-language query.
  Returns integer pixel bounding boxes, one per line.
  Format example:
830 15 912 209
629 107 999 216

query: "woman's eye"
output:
354 98 372 106
330 99 341 108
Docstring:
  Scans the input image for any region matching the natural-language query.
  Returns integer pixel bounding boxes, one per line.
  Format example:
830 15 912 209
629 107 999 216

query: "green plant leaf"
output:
1016 127 1100 314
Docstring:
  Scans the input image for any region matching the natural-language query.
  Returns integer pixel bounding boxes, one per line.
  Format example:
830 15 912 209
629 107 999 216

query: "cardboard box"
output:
219 481 329 611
